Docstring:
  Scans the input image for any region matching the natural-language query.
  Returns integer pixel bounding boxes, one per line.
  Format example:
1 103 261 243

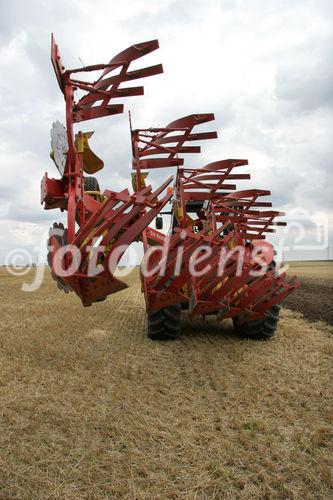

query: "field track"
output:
0 266 332 499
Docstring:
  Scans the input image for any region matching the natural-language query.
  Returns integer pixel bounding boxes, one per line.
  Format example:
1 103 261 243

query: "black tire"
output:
47 222 71 293
155 216 163 230
47 222 67 267
147 304 181 340
84 176 100 192
233 304 280 340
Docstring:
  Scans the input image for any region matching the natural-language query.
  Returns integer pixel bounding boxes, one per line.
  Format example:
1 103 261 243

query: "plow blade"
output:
141 153 300 320
142 222 233 313
44 36 300 333
75 132 104 174
48 179 173 306
189 257 300 321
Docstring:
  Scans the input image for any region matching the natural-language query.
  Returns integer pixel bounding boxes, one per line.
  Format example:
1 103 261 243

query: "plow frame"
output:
42 34 300 331
42 35 176 306
130 113 300 319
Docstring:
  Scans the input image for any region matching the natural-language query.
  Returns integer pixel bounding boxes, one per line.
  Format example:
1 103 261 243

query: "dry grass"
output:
287 261 333 279
0 267 332 499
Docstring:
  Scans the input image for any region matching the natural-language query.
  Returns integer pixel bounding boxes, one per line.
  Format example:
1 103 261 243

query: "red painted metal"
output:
42 35 300 325
44 35 168 305
130 114 300 318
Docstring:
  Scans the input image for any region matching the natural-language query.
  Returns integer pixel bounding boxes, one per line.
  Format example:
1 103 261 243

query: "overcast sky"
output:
0 0 332 264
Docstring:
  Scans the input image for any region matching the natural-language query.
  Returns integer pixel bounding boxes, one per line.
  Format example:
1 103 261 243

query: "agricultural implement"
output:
42 35 300 340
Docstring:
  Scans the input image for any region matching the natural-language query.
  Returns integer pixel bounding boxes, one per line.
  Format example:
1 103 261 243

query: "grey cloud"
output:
0 1 77 43
275 37 333 113
4 203 57 224
120 0 207 33
0 0 332 263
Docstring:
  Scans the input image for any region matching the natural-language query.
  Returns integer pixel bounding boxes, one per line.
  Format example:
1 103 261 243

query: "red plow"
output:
42 36 300 340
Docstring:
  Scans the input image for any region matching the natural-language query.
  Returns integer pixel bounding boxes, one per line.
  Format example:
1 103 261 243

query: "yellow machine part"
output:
227 237 236 249
174 200 194 227
173 201 214 232
84 191 106 203
75 132 104 174
173 200 183 223
131 172 148 192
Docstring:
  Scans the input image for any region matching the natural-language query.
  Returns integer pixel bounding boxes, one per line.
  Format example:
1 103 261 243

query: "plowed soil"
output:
283 276 333 325
284 262 333 325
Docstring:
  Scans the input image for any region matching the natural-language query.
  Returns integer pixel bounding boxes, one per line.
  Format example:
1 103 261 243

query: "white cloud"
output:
0 0 332 263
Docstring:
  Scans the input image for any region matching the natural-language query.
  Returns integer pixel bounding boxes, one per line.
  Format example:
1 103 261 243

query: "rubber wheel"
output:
155 216 163 230
233 304 281 340
47 222 71 293
147 305 181 340
84 176 100 191
47 222 67 267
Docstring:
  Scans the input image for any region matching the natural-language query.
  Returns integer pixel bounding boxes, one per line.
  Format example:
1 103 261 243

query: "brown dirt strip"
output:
283 276 333 326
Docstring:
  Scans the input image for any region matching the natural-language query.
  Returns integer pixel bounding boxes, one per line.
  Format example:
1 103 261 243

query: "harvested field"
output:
0 266 332 499
287 261 333 280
